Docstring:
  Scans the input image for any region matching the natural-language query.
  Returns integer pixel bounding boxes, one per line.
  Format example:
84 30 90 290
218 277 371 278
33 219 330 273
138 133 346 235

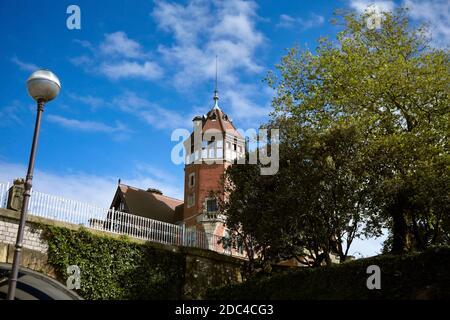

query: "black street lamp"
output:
7 70 61 300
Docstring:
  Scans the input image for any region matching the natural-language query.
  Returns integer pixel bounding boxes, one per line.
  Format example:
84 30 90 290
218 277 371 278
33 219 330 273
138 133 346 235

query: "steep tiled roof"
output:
111 184 183 224
193 103 243 138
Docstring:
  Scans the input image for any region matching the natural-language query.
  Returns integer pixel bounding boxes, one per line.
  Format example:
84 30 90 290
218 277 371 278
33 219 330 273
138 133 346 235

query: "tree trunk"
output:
324 252 332 267
389 188 414 254
391 208 411 254
411 210 424 251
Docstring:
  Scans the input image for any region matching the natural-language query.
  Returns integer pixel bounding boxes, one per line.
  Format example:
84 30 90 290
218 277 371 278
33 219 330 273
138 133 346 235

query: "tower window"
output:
187 193 195 208
233 144 237 151
206 198 218 213
188 173 195 188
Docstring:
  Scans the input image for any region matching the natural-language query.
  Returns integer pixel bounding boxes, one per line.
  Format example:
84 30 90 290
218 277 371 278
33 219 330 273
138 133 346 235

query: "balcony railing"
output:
197 211 226 223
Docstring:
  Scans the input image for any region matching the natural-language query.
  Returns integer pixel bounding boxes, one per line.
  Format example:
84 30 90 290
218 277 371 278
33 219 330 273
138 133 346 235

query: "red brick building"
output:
110 90 245 242
181 91 245 238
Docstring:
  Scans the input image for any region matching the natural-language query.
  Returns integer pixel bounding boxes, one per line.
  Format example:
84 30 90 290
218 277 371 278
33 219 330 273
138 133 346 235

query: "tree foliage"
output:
221 7 449 271
269 7 449 254
43 226 185 299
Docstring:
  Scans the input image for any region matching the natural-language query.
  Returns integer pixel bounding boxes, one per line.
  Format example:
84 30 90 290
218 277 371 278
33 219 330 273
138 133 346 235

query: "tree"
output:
274 118 380 265
221 119 380 269
267 8 449 253
219 154 277 274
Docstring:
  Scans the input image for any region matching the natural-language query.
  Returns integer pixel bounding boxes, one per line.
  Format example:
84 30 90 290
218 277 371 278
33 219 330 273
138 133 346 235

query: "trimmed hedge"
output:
206 246 450 300
43 225 185 300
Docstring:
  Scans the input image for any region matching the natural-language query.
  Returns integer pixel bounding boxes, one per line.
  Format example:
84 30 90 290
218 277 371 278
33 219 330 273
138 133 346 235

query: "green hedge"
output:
43 226 185 300
206 246 450 300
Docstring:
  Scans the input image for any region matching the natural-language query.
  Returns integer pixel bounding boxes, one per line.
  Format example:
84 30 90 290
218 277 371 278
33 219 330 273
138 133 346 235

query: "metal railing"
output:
0 182 240 256
0 182 10 209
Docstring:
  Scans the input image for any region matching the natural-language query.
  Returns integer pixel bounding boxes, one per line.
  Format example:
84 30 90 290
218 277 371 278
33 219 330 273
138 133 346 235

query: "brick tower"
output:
182 90 245 238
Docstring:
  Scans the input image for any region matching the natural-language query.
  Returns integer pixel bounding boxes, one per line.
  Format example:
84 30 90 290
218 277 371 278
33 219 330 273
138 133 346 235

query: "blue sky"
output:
0 0 448 257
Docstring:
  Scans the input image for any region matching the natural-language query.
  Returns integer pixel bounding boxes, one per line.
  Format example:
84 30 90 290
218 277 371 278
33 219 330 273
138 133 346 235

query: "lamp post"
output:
7 70 61 300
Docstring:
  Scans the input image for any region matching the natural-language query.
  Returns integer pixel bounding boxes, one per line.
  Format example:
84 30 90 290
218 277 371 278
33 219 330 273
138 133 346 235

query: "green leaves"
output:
43 226 185 300
268 7 449 254
230 7 448 270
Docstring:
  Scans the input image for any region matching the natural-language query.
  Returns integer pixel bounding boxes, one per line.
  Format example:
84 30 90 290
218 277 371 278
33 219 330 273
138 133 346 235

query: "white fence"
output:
0 182 236 256
0 182 10 209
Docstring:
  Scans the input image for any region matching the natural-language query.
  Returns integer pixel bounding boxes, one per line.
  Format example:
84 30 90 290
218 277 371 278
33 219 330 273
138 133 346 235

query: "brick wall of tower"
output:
183 162 231 228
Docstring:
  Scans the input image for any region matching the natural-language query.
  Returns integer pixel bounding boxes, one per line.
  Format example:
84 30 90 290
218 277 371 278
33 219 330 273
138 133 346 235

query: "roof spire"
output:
213 55 219 109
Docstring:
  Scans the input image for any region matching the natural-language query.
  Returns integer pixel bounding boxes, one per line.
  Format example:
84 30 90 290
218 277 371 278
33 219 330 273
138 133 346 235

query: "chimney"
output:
146 188 163 195
193 115 203 130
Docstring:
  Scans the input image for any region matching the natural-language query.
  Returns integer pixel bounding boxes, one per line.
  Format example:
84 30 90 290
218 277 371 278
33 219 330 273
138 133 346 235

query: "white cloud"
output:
277 14 296 28
67 93 109 110
112 91 189 130
99 60 163 81
127 162 182 199
152 0 213 45
277 13 325 30
64 90 190 131
152 0 269 123
69 55 93 67
153 0 265 87
403 0 450 47
349 0 396 13
99 31 146 59
349 0 449 47
70 2 269 125
0 161 118 207
71 32 163 81
0 160 182 208
46 114 130 139
0 100 33 127
224 85 271 120
73 39 95 51
10 56 39 72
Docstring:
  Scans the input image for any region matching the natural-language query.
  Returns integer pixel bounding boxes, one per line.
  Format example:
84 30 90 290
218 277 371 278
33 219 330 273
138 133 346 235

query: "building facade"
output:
109 90 245 243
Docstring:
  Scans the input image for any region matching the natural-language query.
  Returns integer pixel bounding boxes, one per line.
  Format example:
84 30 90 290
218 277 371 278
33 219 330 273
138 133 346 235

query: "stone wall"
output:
0 213 48 253
183 251 242 299
0 208 243 299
